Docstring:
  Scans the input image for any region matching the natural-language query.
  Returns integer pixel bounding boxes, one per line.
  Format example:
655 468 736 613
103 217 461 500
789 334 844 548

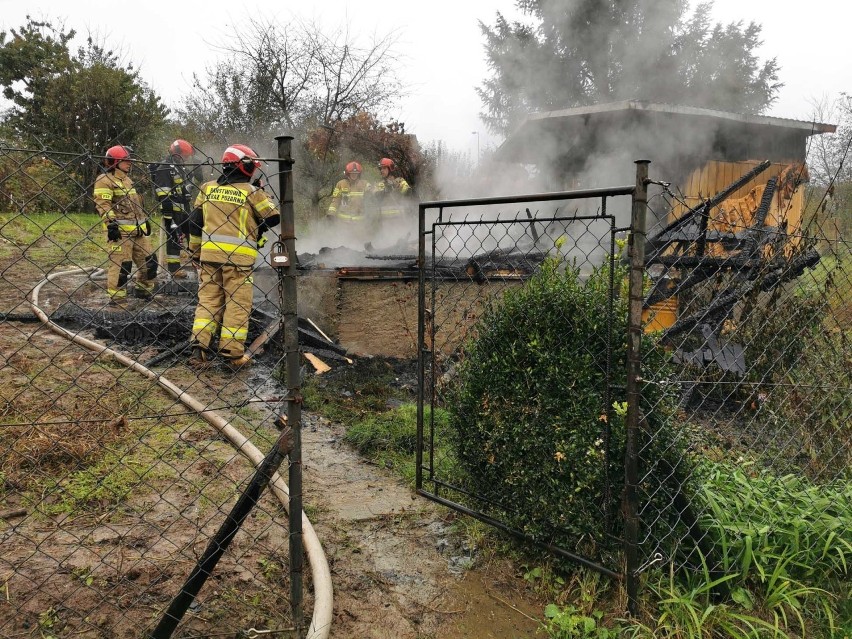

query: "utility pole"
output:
471 131 480 166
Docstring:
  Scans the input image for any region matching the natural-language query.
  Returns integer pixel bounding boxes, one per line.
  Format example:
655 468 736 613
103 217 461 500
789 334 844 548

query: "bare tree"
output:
807 94 852 187
178 17 403 141
177 17 407 217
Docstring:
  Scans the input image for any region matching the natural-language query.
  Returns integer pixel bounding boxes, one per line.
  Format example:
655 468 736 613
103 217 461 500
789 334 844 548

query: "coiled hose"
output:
28 267 333 639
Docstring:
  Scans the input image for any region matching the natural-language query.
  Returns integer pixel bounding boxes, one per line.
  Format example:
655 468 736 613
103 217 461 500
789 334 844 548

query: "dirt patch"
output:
302 411 544 639
0 268 547 639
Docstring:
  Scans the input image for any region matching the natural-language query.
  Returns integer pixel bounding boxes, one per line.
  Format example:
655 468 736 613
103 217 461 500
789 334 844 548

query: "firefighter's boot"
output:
226 354 252 372
188 346 211 369
134 286 154 300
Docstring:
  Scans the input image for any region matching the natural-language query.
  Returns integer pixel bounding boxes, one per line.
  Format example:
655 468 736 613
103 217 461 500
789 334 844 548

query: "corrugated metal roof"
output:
496 100 837 165
522 100 836 134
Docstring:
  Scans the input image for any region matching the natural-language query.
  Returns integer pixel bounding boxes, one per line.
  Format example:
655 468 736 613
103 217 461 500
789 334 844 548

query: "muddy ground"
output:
0 254 547 638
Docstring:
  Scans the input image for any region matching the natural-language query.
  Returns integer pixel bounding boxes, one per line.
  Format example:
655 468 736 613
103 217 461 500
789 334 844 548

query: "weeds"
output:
344 403 452 484
543 605 622 639
37 606 60 639
301 356 415 426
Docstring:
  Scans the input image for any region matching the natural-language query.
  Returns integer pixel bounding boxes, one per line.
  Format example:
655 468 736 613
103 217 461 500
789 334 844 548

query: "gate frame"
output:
415 175 650 591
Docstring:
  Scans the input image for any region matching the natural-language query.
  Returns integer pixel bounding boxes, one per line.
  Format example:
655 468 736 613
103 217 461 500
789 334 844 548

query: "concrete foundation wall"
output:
257 267 521 359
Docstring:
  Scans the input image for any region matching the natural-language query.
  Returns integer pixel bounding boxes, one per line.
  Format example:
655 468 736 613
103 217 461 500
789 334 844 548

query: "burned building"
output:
495 100 835 190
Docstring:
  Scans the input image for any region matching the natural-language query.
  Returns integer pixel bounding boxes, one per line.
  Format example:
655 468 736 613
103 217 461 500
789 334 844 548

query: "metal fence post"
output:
416 202 426 491
625 159 649 616
275 134 303 636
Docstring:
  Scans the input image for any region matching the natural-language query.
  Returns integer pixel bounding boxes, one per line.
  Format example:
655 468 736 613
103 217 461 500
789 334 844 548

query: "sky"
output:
1 0 849 161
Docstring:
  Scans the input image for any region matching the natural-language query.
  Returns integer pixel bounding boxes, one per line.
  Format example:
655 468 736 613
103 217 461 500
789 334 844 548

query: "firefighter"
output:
149 139 200 278
326 161 371 223
93 145 156 305
187 144 280 369
374 157 411 218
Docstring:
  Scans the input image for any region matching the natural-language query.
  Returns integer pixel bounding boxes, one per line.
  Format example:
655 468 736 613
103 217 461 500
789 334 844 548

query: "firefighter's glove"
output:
107 221 121 242
255 219 269 248
143 221 152 236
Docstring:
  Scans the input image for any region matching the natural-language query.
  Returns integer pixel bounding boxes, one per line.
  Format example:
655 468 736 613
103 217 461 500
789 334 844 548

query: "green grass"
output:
35 417 199 517
343 403 452 484
0 211 105 267
300 357 414 426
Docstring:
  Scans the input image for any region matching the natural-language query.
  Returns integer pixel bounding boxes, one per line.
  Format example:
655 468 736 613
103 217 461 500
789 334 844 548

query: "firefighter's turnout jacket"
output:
188 175 280 359
375 176 411 218
93 169 155 300
149 157 201 274
327 177 371 222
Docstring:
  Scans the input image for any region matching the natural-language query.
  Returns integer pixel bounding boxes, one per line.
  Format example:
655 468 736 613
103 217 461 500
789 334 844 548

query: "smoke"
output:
285 1 780 266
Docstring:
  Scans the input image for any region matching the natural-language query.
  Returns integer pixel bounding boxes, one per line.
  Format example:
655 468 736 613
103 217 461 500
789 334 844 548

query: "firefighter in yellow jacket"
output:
326 161 371 223
187 144 280 369
93 145 156 305
374 157 411 219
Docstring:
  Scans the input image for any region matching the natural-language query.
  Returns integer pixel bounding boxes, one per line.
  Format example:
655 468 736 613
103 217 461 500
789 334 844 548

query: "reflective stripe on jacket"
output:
190 180 279 266
93 169 148 231
327 177 370 218
375 177 412 217
149 157 200 216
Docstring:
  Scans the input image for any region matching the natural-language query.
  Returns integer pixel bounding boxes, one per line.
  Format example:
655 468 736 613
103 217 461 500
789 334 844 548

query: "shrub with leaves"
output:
542 605 622 638
447 256 686 561
0 155 82 214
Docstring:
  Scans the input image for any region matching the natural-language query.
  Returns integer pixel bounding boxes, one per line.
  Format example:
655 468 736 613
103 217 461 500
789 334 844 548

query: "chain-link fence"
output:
635 161 851 602
4 139 849 631
0 140 311 638
416 161 851 611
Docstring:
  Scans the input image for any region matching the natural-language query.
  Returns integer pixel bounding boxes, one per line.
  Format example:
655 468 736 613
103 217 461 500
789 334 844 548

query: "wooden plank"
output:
246 317 283 360
304 352 331 374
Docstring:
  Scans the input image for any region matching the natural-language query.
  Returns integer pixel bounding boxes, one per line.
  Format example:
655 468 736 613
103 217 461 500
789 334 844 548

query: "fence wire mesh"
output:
417 189 631 576
637 163 852 585
417 162 851 612
0 144 302 638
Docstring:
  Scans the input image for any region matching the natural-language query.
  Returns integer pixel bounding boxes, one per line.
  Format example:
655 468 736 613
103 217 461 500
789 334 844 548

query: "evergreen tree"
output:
0 18 166 155
478 0 781 135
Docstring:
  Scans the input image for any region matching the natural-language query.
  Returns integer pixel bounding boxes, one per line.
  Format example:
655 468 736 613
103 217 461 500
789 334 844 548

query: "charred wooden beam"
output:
646 160 772 259
465 249 549 283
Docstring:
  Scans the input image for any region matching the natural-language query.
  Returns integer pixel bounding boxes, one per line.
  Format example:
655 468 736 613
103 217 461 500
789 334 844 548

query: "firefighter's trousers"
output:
164 210 188 273
191 262 253 359
106 233 155 300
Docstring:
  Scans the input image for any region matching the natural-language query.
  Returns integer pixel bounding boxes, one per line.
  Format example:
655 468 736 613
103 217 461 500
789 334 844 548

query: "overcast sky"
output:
1 0 849 159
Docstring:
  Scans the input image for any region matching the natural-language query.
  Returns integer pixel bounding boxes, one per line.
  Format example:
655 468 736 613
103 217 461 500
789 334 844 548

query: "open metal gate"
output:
415 185 636 579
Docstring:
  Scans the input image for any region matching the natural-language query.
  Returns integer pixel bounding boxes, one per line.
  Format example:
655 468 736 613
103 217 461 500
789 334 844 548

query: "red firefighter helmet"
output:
222 144 261 177
378 158 395 172
169 139 193 159
344 161 362 177
105 145 132 169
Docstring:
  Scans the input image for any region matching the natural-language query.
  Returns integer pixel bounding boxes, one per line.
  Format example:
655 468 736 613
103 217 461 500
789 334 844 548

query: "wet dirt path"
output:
301 411 544 639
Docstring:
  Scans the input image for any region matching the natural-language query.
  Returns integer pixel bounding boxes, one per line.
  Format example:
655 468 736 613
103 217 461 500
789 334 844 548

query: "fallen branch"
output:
0 508 27 520
487 590 540 624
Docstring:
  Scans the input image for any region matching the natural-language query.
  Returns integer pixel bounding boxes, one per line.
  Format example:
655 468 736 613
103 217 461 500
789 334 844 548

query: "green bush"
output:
0 156 83 214
447 256 685 561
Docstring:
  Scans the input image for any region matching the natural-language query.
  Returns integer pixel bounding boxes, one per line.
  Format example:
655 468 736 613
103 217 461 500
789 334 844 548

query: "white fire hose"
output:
29 267 333 639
